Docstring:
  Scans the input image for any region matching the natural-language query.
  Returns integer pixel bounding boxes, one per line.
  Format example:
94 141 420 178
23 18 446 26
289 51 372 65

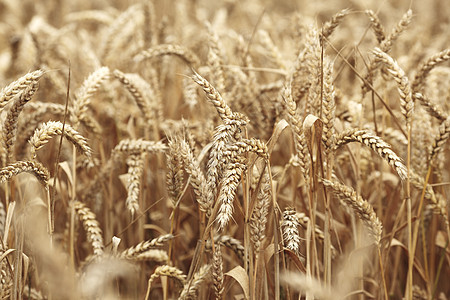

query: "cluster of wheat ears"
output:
0 0 449 299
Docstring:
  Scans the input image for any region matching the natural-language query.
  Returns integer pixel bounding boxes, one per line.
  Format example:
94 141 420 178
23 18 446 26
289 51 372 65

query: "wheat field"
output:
0 0 449 299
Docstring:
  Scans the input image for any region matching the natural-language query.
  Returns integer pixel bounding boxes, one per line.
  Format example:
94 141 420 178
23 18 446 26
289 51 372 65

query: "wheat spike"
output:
282 208 302 254
372 48 413 126
120 234 174 259
29 120 92 159
179 264 211 300
322 179 382 246
0 160 49 187
365 10 386 44
216 157 246 230
0 70 44 110
134 44 200 67
334 129 407 180
125 154 144 217
72 200 104 257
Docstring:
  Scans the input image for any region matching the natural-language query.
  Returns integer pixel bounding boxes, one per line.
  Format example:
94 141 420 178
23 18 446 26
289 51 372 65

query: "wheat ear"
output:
429 117 450 164
120 234 174 259
112 139 167 157
365 10 386 44
380 9 413 52
334 129 407 180
2 82 39 162
145 265 186 299
179 264 211 300
413 93 447 122
411 48 450 94
100 4 141 59
71 200 104 257
207 235 246 264
71 66 110 126
250 171 270 253
282 208 302 254
113 69 154 121
372 48 413 126
216 157 246 230
29 121 92 159
191 71 234 122
179 138 210 216
125 154 144 217
166 137 185 205
322 179 382 246
212 244 224 300
0 160 49 187
321 8 350 40
0 70 44 110
134 44 200 68
321 60 336 151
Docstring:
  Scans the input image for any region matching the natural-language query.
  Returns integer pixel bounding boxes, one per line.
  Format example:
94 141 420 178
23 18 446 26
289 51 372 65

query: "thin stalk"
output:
378 247 388 300
403 119 413 300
